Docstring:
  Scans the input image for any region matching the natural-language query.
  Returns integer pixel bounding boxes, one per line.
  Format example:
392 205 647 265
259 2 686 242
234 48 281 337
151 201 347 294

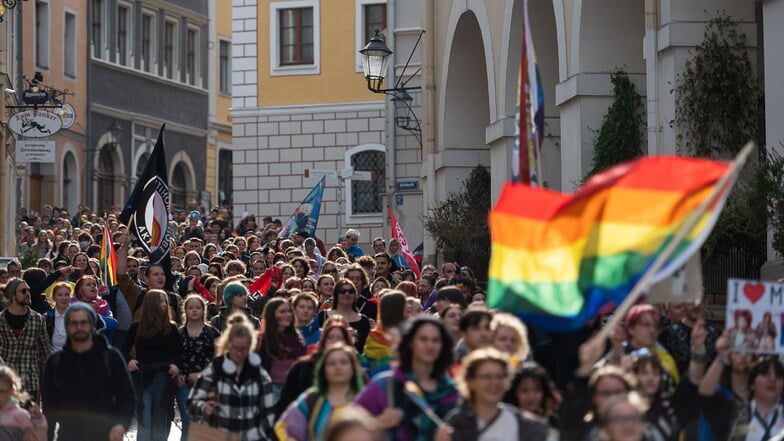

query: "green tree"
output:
583 70 645 183
422 166 491 279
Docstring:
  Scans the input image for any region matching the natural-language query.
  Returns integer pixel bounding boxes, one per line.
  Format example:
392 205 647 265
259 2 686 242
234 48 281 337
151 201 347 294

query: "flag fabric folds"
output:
388 207 420 279
278 176 326 239
100 220 118 287
488 155 738 331
512 0 544 185
118 125 173 287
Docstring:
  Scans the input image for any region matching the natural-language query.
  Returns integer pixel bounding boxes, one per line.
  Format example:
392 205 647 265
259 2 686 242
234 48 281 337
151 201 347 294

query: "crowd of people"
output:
0 203 783 441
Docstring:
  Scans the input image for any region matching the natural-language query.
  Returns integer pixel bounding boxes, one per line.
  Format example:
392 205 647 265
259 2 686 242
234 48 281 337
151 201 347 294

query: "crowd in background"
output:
0 202 782 441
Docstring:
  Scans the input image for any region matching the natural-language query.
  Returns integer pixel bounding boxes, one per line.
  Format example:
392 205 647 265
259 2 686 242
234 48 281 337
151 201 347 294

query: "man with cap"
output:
41 302 135 441
209 281 260 332
0 278 49 398
293 229 308 252
181 210 205 242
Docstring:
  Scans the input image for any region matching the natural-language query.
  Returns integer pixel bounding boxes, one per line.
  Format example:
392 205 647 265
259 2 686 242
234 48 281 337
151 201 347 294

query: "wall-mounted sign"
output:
57 103 75 129
16 140 55 163
395 180 419 191
8 109 62 138
22 90 49 105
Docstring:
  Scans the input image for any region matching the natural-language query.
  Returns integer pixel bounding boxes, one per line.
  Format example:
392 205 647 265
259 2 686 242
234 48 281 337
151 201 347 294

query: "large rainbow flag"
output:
488 155 738 331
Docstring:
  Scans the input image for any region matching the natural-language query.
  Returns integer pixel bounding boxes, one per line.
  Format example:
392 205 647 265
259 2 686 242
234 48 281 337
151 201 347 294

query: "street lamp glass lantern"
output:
359 30 392 92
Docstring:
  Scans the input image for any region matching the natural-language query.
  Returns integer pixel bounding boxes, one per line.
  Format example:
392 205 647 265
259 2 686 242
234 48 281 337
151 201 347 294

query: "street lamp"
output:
108 120 122 145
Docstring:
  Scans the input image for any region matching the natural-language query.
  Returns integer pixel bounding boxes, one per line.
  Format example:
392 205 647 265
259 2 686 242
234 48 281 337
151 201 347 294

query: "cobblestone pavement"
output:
123 412 183 441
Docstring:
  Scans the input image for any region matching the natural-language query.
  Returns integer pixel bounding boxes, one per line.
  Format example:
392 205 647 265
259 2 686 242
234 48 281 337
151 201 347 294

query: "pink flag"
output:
389 207 420 279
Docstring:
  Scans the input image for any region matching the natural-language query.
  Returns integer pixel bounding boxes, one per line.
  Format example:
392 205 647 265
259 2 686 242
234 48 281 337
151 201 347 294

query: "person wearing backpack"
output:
40 302 135 441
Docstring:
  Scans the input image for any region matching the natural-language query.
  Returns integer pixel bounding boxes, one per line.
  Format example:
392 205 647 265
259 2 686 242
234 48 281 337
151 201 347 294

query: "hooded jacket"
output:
40 335 135 441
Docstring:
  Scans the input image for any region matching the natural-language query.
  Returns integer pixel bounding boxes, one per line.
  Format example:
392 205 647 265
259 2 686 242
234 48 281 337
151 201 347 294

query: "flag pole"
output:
595 142 754 343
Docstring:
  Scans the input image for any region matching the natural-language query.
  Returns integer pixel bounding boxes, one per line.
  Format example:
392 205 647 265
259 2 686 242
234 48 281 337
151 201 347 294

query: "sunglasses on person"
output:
337 288 356 295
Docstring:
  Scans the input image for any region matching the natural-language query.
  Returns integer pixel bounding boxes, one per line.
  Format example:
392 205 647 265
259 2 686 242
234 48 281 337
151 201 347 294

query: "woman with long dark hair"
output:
355 315 459 441
258 297 307 399
318 279 371 353
276 343 366 441
123 290 182 441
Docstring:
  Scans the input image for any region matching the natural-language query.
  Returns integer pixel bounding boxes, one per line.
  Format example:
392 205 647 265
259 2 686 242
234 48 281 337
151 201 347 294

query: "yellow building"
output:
231 0 423 247
209 1 233 207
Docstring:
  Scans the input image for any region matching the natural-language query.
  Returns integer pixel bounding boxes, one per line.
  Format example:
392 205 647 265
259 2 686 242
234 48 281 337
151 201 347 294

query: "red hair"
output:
734 309 752 329
625 304 659 329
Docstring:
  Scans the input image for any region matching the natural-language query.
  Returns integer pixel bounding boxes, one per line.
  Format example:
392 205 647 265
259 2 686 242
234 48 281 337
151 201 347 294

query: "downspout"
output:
387 0 396 229
644 0 661 154
86 1 94 209
423 0 435 156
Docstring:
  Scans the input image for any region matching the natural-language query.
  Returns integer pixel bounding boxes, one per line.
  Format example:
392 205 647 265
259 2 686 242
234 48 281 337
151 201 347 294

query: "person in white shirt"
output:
47 282 73 353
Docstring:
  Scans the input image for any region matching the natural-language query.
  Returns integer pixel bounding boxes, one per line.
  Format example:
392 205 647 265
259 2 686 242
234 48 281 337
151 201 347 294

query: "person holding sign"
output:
698 329 784 440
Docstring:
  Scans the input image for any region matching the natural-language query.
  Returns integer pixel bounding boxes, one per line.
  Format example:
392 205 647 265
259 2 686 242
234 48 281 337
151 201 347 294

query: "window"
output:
279 8 313 65
219 39 231 94
218 149 233 206
35 1 50 68
163 19 178 80
64 11 76 77
116 3 132 66
269 0 320 76
141 12 155 73
92 0 104 59
364 4 386 43
345 144 386 223
186 26 198 85
354 1 386 71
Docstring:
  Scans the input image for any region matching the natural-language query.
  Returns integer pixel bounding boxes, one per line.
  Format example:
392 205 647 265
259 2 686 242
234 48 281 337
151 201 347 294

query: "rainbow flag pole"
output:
596 142 754 340
100 218 118 287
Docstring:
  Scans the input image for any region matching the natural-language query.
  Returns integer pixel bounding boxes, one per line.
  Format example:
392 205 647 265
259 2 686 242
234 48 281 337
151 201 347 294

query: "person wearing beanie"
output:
41 302 136 441
182 210 205 242
209 280 260 332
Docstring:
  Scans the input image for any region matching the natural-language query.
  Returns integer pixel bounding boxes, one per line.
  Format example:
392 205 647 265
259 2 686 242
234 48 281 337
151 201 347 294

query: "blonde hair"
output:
216 312 258 357
181 294 207 324
0 365 28 403
598 392 649 428
490 312 530 361
458 347 511 401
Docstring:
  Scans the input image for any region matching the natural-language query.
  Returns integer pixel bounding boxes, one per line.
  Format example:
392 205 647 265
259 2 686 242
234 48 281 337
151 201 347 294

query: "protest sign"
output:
647 253 703 305
726 278 784 353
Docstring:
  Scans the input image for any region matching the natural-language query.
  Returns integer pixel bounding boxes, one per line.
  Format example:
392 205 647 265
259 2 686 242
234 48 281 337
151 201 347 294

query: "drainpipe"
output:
87 1 94 209
644 0 661 154
421 0 437 263
386 0 397 229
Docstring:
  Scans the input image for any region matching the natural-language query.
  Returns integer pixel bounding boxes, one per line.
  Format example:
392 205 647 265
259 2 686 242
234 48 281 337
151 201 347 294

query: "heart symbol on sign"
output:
743 283 765 304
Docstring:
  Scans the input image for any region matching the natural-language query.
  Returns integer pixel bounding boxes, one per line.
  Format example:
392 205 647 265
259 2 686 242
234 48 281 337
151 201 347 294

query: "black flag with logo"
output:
119 124 173 289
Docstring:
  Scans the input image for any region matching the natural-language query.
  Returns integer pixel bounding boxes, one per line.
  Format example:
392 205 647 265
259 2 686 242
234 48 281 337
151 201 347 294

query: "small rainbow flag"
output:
488 154 740 331
100 220 118 287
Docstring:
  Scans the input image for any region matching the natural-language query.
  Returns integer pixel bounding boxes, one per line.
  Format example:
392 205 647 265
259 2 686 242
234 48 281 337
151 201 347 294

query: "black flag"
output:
119 124 172 288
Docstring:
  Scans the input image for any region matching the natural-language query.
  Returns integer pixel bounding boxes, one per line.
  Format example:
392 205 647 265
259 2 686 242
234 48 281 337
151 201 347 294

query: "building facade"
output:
231 0 424 247
87 0 210 215
0 5 22 256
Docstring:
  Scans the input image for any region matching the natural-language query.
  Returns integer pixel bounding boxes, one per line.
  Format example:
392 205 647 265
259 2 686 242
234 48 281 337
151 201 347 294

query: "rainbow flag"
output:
488 155 738 331
512 0 544 185
100 220 118 287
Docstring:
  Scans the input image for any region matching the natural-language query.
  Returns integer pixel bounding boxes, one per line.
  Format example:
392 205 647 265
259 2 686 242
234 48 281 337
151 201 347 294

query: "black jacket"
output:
446 402 550 441
40 336 136 441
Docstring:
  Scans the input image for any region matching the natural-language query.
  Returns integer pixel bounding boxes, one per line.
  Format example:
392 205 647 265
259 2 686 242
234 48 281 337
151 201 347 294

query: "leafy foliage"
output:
749 149 784 256
584 70 646 182
672 12 764 260
19 246 38 270
673 11 758 157
422 166 491 278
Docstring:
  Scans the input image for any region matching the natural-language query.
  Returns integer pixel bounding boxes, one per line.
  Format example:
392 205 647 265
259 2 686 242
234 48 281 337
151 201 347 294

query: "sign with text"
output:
16 140 55 163
8 109 62 138
726 278 784 354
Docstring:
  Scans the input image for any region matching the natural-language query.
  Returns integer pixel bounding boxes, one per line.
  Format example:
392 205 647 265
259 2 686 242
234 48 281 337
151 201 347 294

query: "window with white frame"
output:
355 0 386 71
219 39 231 94
116 2 132 66
186 26 198 86
92 0 105 59
64 11 76 77
269 0 320 76
163 18 179 80
140 11 156 73
345 144 386 223
35 1 50 69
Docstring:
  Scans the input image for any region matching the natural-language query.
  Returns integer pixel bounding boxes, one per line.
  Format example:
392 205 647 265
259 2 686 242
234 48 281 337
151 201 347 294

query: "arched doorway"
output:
169 155 197 212
171 162 188 210
439 10 492 197
62 151 78 215
95 143 120 213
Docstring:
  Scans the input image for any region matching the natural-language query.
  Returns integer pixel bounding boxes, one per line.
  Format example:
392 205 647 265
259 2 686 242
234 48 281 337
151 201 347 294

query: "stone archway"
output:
62 150 78 215
438 9 493 199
